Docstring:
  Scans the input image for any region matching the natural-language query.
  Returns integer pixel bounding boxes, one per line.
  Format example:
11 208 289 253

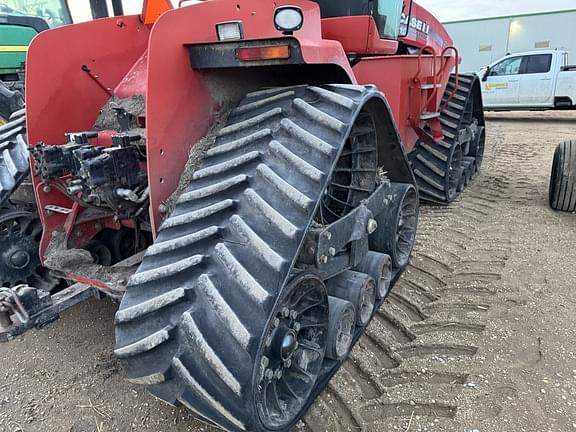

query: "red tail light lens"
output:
236 45 291 61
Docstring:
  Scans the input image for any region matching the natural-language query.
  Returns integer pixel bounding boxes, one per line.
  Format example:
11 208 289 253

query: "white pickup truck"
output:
480 50 576 111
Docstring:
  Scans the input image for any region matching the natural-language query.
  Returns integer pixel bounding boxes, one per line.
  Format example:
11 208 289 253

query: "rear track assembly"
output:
0 110 62 291
410 74 485 203
115 85 419 432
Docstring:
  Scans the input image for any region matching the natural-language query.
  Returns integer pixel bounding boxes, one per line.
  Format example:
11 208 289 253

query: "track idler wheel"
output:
325 297 355 361
369 183 418 269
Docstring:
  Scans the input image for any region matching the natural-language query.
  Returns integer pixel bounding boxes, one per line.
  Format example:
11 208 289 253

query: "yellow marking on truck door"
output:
0 46 29 52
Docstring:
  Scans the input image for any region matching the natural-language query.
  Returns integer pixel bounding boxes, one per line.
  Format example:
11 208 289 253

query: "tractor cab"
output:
316 0 406 40
314 0 410 55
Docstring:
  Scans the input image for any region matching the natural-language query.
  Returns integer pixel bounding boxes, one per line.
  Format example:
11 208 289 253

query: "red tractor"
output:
0 0 485 430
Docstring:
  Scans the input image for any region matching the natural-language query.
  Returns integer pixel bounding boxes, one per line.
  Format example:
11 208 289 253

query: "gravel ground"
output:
1 111 575 432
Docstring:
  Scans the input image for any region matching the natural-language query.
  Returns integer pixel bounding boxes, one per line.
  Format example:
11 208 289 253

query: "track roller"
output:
458 157 473 192
86 240 113 266
471 125 486 178
326 270 376 327
369 183 418 269
354 251 392 300
325 296 355 361
116 84 417 432
97 228 150 263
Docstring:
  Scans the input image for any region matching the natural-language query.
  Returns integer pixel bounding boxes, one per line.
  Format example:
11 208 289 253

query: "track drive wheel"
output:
115 85 415 431
549 140 576 212
0 209 60 291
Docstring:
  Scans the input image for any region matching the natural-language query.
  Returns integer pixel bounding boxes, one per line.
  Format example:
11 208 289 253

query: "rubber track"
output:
0 109 29 207
410 74 483 203
115 85 387 432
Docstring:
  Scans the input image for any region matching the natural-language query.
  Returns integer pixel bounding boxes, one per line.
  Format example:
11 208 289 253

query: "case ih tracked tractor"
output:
0 0 485 430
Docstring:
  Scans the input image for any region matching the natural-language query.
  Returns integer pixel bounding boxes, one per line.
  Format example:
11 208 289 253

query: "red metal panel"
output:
322 16 398 56
353 54 454 153
26 16 150 258
322 16 371 53
145 0 355 233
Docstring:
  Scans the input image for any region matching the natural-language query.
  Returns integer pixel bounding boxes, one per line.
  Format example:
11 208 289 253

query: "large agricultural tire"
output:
549 140 576 212
410 74 485 204
115 85 418 431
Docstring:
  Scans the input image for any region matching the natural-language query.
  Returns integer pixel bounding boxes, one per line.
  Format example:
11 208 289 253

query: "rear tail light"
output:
236 45 291 62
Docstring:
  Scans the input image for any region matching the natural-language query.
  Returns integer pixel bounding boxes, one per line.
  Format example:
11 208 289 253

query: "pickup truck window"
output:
490 57 522 76
524 54 552 74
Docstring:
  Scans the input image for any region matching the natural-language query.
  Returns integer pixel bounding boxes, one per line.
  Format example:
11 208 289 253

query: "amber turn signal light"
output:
236 45 291 61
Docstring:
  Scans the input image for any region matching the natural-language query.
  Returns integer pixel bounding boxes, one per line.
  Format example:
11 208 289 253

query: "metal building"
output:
444 9 576 72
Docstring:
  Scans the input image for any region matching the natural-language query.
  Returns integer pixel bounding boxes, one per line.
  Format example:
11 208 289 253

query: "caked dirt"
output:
1 111 576 432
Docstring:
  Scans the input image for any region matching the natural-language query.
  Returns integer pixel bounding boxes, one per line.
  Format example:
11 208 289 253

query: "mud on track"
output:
1 111 576 432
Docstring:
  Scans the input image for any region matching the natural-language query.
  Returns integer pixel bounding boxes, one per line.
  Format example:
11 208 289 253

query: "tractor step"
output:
420 111 441 120
420 83 442 90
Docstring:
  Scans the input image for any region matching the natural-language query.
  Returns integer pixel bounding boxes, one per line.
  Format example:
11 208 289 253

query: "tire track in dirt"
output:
301 124 512 431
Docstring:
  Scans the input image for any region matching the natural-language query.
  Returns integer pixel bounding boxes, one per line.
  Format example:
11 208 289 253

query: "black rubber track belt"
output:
115 84 398 432
0 108 30 207
410 74 483 204
549 140 576 212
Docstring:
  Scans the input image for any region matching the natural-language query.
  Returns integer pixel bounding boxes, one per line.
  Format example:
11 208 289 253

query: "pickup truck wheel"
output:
549 140 576 212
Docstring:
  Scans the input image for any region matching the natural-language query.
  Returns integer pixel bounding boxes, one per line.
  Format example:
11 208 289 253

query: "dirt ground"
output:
1 111 576 432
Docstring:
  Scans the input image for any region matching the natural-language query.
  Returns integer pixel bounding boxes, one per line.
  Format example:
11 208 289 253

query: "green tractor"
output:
0 0 73 123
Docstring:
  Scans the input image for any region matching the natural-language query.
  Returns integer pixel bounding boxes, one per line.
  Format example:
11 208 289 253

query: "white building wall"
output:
445 10 576 72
